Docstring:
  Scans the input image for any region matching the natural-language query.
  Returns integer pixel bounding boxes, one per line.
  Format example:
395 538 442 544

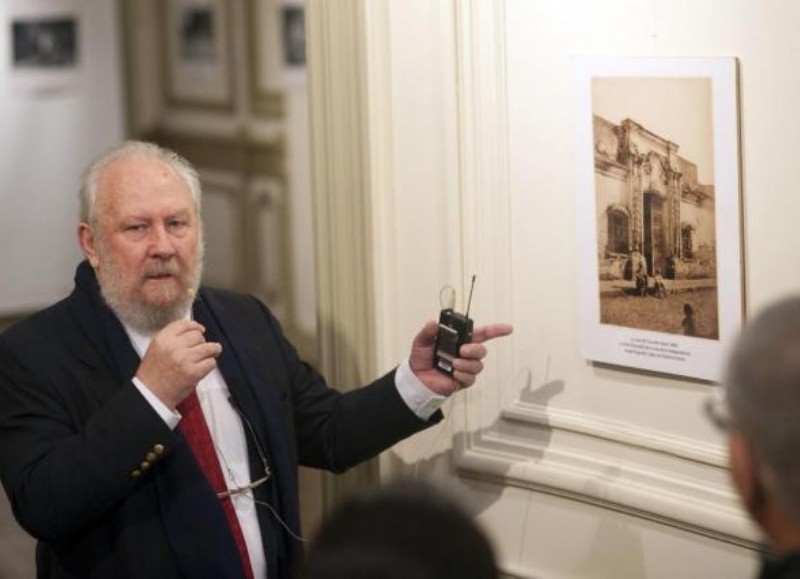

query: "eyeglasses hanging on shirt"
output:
217 396 272 500
220 396 307 543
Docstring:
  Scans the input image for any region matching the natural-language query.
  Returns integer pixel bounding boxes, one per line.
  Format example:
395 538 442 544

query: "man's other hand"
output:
136 320 222 409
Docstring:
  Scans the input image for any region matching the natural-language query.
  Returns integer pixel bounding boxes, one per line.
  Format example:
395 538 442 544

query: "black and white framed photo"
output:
13 17 76 68
279 0 306 85
574 57 743 381
6 0 82 94
163 0 234 109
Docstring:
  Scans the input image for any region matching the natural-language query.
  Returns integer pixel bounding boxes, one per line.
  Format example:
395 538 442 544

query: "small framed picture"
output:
6 0 82 94
280 2 306 69
12 17 77 69
246 0 308 116
163 0 234 110
574 57 743 381
246 0 286 117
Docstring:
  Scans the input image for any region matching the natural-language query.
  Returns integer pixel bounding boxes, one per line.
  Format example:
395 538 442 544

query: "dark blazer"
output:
0 262 439 579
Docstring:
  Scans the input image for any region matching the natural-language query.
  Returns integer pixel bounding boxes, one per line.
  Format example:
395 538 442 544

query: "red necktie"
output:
178 390 255 579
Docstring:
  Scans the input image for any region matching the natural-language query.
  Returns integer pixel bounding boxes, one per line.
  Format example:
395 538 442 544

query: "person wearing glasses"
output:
0 141 512 579
709 296 800 578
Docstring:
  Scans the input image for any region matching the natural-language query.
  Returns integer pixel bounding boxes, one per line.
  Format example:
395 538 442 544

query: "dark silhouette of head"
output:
300 479 499 579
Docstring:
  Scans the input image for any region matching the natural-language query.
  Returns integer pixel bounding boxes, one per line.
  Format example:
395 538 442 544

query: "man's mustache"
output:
143 260 181 278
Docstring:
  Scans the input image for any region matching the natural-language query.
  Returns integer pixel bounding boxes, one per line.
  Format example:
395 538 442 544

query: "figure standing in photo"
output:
682 303 696 336
628 243 648 297
653 269 668 299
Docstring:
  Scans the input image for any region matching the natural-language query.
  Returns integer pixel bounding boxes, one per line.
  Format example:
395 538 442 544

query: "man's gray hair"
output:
79 140 202 226
724 296 800 523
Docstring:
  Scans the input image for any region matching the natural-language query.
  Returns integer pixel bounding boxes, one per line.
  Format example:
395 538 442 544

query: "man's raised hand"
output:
136 320 222 409
409 320 513 397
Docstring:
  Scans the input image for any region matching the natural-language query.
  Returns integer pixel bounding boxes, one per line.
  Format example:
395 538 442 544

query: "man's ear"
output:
78 223 100 269
729 432 765 522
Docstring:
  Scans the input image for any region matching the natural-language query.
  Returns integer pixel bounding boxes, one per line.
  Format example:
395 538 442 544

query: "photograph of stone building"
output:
592 77 719 339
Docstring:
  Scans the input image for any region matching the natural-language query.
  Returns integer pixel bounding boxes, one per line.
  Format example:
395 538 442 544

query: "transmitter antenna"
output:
465 275 476 318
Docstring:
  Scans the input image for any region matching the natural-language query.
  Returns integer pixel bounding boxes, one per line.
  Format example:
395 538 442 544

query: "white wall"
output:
0 0 125 316
0 2 124 576
349 0 800 577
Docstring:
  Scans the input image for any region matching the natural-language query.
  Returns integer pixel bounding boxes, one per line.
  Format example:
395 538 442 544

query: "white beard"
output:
96 241 204 334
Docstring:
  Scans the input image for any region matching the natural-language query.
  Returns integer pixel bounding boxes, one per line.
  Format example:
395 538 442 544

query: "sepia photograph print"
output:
574 57 743 381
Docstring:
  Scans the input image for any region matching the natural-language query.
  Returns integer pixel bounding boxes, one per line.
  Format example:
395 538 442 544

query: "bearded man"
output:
0 141 512 579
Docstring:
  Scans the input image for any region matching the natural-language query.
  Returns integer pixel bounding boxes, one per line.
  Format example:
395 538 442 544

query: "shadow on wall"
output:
384 370 566 518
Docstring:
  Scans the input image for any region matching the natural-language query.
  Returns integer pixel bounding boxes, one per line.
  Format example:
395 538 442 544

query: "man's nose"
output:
148 224 176 257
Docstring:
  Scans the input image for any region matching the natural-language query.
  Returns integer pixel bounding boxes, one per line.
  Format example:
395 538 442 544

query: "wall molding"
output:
454 398 759 547
502 400 727 468
455 430 757 547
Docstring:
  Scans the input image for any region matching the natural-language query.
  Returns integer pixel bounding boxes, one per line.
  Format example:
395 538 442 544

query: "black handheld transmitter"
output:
433 276 476 375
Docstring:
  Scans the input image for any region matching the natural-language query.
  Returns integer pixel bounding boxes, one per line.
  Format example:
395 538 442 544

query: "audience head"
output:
77 141 204 333
718 296 800 552
301 479 499 579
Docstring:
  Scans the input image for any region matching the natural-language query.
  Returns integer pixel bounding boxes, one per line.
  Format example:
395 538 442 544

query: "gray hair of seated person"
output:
724 296 800 524
301 479 499 579
79 140 202 228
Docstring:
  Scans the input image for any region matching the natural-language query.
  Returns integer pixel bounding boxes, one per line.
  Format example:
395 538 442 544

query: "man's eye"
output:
127 224 147 233
168 219 187 230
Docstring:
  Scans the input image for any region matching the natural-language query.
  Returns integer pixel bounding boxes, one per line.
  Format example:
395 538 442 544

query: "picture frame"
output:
573 57 743 382
6 0 82 94
246 0 286 117
163 0 234 110
277 0 306 87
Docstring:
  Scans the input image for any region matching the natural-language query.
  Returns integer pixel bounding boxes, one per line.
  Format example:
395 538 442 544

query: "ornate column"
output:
306 0 384 509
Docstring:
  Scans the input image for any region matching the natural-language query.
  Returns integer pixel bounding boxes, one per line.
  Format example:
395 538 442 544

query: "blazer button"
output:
140 461 151 471
145 452 157 462
131 469 142 478
153 444 165 456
